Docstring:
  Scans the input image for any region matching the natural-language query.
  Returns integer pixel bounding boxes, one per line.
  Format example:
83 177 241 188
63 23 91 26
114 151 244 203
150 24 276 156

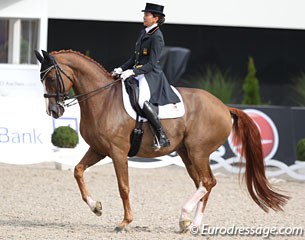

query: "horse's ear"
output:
34 50 44 63
42 50 52 62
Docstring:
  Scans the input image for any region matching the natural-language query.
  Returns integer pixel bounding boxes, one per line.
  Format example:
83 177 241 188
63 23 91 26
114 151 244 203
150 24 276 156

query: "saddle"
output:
123 76 185 157
124 77 159 117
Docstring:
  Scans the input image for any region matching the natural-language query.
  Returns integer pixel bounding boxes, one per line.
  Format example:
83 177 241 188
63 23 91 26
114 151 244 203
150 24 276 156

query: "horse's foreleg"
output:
74 147 105 216
111 150 133 232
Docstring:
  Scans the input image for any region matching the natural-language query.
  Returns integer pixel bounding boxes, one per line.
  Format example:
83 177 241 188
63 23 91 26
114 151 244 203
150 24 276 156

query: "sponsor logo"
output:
52 117 78 132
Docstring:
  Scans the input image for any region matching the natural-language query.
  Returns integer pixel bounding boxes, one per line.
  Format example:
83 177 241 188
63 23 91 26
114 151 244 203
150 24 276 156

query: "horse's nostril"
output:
49 104 64 119
50 105 58 118
50 105 58 114
50 109 61 119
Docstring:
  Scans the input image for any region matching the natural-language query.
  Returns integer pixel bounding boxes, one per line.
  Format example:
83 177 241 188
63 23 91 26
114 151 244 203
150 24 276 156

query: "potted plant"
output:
52 126 79 170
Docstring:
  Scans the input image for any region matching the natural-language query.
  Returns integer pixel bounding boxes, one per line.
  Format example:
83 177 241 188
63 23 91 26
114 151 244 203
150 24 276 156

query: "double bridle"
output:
40 61 121 107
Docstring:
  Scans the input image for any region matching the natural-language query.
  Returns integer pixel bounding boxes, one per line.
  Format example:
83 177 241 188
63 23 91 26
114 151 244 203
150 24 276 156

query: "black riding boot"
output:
142 101 170 150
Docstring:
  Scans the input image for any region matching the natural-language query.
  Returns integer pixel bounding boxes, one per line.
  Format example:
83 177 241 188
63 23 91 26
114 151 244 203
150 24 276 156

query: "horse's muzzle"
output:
49 103 65 119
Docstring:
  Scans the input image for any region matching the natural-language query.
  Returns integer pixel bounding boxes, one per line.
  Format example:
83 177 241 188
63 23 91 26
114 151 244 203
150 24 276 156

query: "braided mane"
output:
50 49 111 76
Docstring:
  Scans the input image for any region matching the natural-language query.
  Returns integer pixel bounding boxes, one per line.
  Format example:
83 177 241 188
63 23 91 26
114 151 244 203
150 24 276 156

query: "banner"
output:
225 105 305 165
0 96 88 164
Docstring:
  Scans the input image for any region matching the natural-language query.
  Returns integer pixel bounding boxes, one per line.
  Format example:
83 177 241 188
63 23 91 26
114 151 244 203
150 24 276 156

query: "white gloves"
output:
121 69 135 80
112 67 123 77
112 67 135 80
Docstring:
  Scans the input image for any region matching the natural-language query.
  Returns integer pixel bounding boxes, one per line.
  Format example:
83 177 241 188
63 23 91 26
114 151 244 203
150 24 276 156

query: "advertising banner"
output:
0 96 89 165
225 105 305 166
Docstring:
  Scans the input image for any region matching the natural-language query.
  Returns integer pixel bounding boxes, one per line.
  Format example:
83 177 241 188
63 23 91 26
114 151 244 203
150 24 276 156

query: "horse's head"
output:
34 50 74 119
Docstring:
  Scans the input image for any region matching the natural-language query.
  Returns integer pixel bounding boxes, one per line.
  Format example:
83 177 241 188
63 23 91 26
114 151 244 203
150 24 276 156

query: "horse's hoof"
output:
114 226 128 233
93 201 102 216
179 219 192 233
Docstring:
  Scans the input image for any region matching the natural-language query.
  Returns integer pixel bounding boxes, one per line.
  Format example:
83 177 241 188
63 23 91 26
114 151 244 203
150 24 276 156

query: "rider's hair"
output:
153 13 165 26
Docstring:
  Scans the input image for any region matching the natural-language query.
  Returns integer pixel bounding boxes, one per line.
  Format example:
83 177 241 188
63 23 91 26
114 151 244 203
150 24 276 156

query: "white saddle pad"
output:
121 79 185 121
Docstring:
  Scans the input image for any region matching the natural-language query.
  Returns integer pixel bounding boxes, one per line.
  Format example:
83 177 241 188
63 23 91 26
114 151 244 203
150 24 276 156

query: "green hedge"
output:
193 66 239 104
51 126 78 148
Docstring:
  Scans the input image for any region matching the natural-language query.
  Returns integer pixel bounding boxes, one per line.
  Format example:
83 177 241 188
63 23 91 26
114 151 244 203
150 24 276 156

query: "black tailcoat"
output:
121 26 180 105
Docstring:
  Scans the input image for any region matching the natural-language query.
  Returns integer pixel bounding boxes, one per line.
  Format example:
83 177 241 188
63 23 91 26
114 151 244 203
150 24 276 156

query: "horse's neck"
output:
63 54 117 116
74 72 113 100
71 62 112 95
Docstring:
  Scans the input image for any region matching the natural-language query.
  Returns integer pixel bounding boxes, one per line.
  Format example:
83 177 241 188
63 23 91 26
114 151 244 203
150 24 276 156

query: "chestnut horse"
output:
35 50 289 233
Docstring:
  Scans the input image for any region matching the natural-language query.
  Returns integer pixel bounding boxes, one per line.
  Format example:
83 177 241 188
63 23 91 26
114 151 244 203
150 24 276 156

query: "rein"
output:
64 78 121 107
40 62 121 107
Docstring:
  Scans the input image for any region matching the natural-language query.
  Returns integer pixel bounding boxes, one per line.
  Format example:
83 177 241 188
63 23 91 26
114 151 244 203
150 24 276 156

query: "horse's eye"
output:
47 75 56 82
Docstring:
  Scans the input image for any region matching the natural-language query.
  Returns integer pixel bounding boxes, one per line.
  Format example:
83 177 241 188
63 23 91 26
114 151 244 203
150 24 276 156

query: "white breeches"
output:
135 74 151 109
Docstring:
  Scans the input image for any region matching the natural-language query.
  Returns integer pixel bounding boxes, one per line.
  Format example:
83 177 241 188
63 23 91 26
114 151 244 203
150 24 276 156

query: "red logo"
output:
228 109 279 160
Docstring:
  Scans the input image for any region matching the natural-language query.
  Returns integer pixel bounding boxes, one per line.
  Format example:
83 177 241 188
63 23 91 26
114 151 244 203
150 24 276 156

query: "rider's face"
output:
143 12 158 27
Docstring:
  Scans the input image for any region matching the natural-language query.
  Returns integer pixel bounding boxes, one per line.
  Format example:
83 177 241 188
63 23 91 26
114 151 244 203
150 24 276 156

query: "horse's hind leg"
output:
178 150 216 233
190 155 217 229
74 147 105 216
177 148 201 232
177 147 200 188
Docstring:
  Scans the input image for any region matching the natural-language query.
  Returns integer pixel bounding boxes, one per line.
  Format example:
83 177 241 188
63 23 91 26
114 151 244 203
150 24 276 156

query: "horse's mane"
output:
50 49 111 77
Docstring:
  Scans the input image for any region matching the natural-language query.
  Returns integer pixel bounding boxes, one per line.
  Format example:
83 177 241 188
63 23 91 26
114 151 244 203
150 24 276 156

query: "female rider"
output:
112 3 180 150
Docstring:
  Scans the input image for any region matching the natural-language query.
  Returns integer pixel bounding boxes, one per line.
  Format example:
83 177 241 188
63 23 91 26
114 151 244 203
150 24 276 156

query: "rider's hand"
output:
112 67 123 77
121 69 135 80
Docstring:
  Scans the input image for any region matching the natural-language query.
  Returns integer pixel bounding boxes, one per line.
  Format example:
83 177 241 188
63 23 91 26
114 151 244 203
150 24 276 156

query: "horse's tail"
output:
228 107 289 212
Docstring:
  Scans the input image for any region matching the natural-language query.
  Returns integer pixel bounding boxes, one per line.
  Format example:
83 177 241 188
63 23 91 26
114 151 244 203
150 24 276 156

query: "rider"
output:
112 3 180 150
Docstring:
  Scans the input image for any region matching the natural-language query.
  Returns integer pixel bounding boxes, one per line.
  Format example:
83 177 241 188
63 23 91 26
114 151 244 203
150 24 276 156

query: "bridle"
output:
40 60 121 107
40 63 72 108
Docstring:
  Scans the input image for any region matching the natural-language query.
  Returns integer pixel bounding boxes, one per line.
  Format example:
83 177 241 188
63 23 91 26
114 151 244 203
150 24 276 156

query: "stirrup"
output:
153 136 161 151
152 135 170 151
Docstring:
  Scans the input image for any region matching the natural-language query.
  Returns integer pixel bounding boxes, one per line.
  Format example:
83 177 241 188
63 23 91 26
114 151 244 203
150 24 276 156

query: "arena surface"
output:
0 162 304 240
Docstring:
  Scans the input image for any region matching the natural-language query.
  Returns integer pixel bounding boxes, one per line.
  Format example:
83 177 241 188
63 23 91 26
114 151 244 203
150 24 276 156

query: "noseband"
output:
40 59 120 107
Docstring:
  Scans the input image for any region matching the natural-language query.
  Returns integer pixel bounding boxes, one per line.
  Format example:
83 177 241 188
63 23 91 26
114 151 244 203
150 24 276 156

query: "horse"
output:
34 49 289 233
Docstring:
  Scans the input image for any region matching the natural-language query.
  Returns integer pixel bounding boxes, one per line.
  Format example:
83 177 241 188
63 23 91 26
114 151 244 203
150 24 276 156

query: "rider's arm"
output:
120 54 135 71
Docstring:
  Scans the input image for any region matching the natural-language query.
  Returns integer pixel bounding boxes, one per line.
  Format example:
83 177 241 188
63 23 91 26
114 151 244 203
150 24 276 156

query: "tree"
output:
242 57 261 105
